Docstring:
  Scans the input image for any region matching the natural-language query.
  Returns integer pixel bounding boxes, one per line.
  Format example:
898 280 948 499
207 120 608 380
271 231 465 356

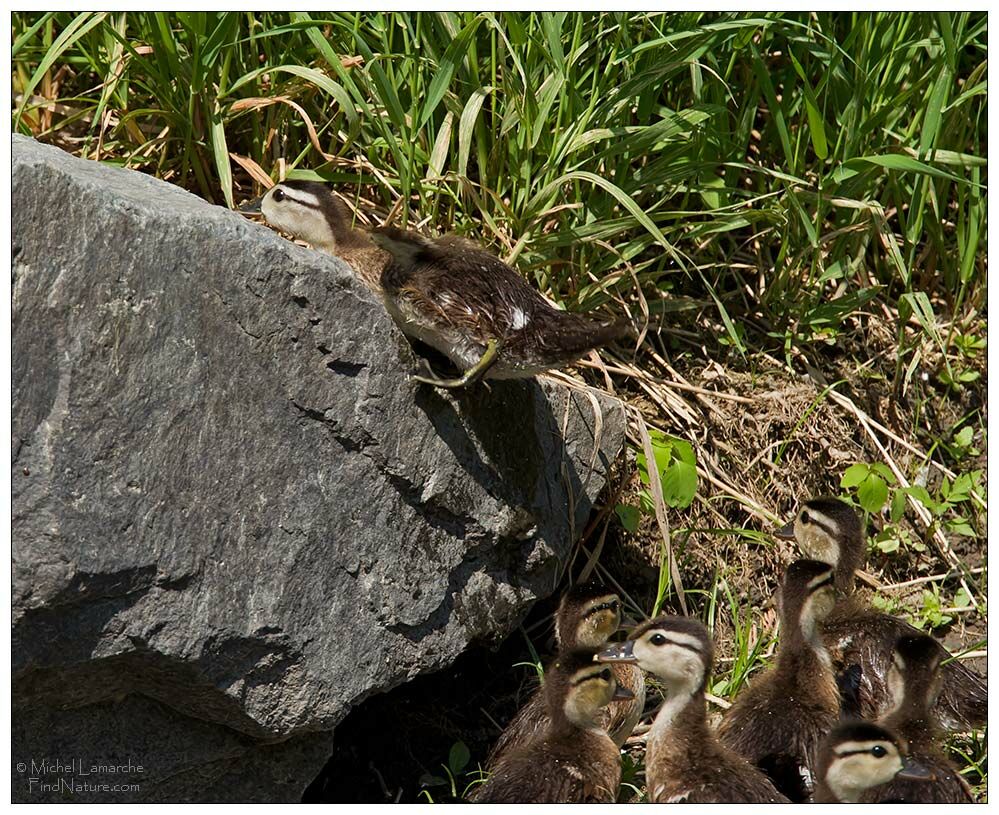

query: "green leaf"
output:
841 463 870 489
662 458 698 509
448 741 470 774
843 154 980 188
457 86 491 179
856 474 888 513
953 426 974 447
419 15 484 129
615 504 641 534
788 48 828 160
869 462 897 484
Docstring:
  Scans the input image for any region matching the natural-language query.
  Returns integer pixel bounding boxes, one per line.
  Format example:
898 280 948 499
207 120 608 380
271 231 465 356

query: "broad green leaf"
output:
840 463 869 489
857 475 888 513
615 504 641 534
662 458 698 509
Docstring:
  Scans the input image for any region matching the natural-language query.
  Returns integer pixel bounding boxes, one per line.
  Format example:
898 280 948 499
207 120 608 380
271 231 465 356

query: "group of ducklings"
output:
244 183 984 803
471 498 984 804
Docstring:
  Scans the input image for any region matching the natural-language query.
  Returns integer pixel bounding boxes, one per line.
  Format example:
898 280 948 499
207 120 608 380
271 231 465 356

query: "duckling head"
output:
817 721 932 802
596 615 712 695
547 650 633 731
886 634 945 716
775 497 864 590
781 559 837 645
555 582 622 650
257 180 353 253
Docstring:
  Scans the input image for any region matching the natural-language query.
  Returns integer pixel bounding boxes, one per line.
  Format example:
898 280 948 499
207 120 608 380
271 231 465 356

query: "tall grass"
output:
12 12 987 356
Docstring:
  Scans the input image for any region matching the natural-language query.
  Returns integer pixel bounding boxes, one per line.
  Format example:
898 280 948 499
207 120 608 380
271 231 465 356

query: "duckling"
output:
597 616 789 803
470 650 631 803
369 225 629 387
814 720 933 802
247 180 389 292
716 559 841 802
486 582 645 768
776 497 986 731
859 634 975 802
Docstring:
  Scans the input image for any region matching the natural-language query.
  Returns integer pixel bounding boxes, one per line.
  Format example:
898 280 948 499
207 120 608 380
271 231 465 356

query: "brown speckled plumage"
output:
604 616 788 803
716 560 841 802
470 651 622 803
372 225 629 378
859 635 975 803
486 583 643 769
783 498 986 732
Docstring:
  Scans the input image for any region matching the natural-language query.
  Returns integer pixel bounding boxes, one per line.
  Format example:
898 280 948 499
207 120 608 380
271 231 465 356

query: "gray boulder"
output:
11 135 625 802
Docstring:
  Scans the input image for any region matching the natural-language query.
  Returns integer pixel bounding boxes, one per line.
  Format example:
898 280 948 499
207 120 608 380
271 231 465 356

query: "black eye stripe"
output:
838 747 891 758
810 574 835 591
649 633 701 652
571 671 610 687
584 600 620 616
802 513 840 540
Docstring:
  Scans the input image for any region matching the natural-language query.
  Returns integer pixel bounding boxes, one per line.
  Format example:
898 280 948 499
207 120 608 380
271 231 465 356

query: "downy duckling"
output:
597 616 789 803
470 650 632 803
369 225 629 388
860 634 975 802
247 180 389 292
814 720 933 803
777 497 986 731
487 582 645 767
716 559 840 802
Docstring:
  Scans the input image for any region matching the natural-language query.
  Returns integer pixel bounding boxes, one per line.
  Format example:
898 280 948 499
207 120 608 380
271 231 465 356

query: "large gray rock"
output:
11 135 625 802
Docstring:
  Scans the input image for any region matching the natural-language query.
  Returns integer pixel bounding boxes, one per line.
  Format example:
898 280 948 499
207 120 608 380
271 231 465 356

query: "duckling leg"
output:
413 339 501 388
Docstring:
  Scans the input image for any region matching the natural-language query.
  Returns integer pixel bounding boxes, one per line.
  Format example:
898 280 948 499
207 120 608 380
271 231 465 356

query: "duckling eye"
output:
608 600 620 613
801 511 811 524
871 745 887 758
649 633 667 646
273 188 286 202
600 668 612 681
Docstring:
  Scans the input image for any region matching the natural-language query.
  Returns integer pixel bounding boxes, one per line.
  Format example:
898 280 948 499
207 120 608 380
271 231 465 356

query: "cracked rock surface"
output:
11 136 626 802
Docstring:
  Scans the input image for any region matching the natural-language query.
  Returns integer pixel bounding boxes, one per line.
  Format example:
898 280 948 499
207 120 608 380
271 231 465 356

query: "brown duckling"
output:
776 497 986 731
597 616 789 803
469 650 631 803
486 582 645 768
249 180 389 292
814 720 933 803
860 634 975 802
716 559 841 802
369 225 629 388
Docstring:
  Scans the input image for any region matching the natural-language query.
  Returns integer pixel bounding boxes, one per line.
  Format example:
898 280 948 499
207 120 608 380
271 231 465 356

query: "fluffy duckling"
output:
777 497 986 731
248 180 389 292
597 616 788 803
716 559 841 802
470 650 631 803
814 721 933 803
369 225 629 387
859 634 975 802
487 582 645 767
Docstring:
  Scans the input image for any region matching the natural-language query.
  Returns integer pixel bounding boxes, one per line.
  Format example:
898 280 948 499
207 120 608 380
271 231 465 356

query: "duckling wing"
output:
484 686 548 770
470 738 618 803
824 604 986 731
376 226 627 356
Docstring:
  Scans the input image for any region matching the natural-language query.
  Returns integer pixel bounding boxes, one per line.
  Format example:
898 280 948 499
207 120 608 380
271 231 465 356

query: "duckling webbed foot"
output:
413 339 501 388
